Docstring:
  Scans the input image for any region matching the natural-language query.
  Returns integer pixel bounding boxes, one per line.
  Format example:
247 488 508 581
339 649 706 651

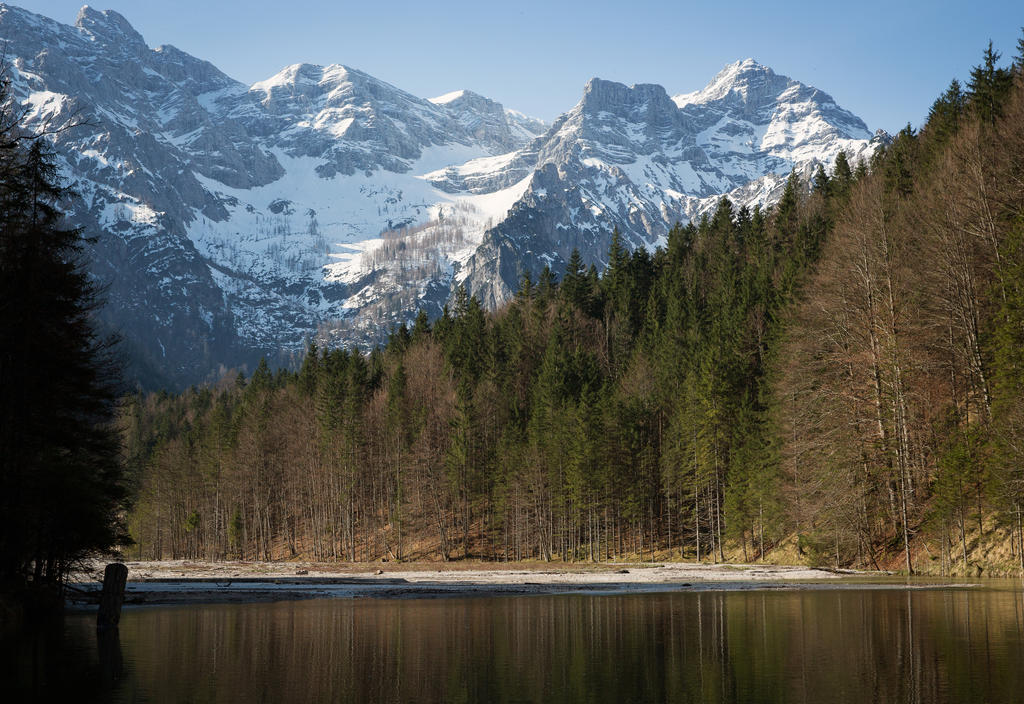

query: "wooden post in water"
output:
97 563 128 629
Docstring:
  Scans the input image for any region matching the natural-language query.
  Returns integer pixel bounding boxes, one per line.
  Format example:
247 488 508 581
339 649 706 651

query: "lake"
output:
8 585 1024 702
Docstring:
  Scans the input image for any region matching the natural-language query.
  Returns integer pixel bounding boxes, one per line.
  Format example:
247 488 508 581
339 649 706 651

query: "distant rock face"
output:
429 89 538 154
459 61 885 309
0 5 884 387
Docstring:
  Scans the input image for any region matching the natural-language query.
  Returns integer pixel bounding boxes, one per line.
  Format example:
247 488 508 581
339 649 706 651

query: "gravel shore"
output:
66 560 974 607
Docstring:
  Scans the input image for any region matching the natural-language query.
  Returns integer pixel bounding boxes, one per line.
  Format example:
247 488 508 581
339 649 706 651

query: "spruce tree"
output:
968 41 1013 125
812 164 830 197
537 265 557 301
1016 27 1024 74
0 111 127 592
882 125 917 198
832 150 853 196
411 309 431 341
772 171 801 250
562 247 587 309
926 79 967 147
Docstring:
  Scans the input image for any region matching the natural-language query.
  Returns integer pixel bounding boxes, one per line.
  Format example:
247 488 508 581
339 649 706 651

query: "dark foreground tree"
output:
0 77 128 598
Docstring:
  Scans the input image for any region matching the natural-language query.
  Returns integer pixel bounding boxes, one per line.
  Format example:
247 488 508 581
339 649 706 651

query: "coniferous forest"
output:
100 40 1024 573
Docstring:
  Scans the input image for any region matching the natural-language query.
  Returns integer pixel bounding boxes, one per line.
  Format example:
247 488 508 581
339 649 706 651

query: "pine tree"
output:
1015 27 1024 74
561 247 587 309
515 271 533 303
607 226 627 274
297 341 319 396
411 309 431 341
968 41 1013 125
882 125 917 198
926 79 967 147
853 158 869 182
249 356 273 392
537 264 557 302
832 150 853 197
0 117 127 592
388 322 410 353
812 164 831 198
772 171 801 251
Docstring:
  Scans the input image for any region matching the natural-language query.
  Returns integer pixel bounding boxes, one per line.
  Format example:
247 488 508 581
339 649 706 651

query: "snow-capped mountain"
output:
0 4 886 387
458 63 886 308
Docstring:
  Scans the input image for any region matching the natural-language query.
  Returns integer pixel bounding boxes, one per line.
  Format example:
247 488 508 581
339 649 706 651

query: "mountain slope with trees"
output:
778 38 1024 574
121 167 831 564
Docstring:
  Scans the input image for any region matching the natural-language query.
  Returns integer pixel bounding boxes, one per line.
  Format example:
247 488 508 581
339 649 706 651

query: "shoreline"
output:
64 560 987 607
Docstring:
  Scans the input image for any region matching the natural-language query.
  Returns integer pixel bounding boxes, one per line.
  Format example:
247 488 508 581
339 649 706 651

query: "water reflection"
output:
9 588 1024 703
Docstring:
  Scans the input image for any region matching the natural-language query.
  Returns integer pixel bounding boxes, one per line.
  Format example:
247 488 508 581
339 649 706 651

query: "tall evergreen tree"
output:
968 41 1014 125
0 106 128 592
882 125 918 199
561 248 588 310
1015 27 1024 74
411 309 431 341
832 150 853 197
926 79 967 147
812 164 831 197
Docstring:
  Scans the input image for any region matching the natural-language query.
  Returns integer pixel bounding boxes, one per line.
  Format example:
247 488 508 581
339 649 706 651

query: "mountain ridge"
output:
0 3 886 387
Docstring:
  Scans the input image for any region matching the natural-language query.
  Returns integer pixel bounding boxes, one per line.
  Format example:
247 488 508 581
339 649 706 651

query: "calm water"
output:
7 587 1024 703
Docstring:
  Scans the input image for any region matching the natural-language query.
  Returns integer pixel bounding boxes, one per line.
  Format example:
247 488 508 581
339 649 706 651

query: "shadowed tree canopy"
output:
0 75 128 593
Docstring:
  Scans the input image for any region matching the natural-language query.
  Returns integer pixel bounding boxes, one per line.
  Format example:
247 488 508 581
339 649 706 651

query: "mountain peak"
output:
0 1 882 383
430 89 503 113
580 77 675 113
75 5 145 46
672 58 784 107
249 63 361 97
430 89 470 105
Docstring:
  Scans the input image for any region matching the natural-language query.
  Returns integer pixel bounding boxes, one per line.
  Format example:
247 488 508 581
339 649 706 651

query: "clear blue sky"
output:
17 0 1024 133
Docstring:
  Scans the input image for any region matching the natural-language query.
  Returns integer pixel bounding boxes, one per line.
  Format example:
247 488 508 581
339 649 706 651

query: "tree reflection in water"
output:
8 588 1024 703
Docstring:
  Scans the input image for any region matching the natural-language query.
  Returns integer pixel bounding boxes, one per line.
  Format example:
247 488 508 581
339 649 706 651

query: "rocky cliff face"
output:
459 61 887 309
0 4 884 387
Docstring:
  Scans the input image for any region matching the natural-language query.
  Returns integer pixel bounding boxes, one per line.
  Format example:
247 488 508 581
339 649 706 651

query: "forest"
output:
122 40 1024 574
